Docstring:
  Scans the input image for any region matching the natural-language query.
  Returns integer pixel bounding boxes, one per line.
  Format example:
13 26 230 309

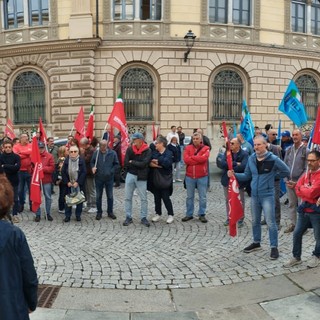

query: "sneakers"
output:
95 214 102 221
284 223 295 233
270 247 279 260
88 208 97 213
243 243 261 253
58 210 64 214
181 216 193 222
141 218 150 227
307 255 320 268
47 215 53 221
35 216 40 222
261 219 267 225
224 219 229 226
176 179 183 182
152 214 161 222
166 215 174 224
199 215 208 223
123 217 133 226
108 213 117 220
12 215 20 223
283 257 302 268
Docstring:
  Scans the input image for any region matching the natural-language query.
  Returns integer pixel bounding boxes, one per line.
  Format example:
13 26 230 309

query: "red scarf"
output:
132 142 149 155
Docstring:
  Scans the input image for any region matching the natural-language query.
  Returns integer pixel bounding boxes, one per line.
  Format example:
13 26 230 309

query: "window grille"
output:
296 74 319 121
212 70 243 120
120 68 154 121
13 71 46 124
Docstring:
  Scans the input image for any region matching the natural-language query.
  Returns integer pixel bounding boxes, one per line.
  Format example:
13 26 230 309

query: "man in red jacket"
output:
34 141 55 222
13 133 32 213
284 150 320 269
182 132 210 223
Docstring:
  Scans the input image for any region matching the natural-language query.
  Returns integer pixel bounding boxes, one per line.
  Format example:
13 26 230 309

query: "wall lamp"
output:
184 30 196 62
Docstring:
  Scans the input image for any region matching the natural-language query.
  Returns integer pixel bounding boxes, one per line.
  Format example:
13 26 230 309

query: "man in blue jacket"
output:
228 135 290 260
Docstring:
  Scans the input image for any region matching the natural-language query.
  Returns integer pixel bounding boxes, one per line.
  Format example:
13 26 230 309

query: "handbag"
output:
153 168 172 189
65 190 86 207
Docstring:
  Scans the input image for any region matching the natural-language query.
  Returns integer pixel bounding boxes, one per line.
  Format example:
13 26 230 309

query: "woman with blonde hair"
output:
0 175 38 319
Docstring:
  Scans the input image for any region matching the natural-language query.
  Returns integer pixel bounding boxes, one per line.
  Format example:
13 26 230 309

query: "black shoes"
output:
108 213 117 220
141 218 150 227
96 214 102 221
181 216 193 222
47 215 53 221
270 247 279 260
199 215 208 223
123 217 133 226
35 216 40 222
64 217 70 222
76 217 81 222
243 243 261 253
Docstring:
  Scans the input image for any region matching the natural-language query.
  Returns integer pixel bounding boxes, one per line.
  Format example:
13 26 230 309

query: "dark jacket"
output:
124 144 152 181
91 149 119 181
81 145 95 177
220 149 249 189
167 143 181 162
0 220 38 320
0 152 21 186
61 156 87 192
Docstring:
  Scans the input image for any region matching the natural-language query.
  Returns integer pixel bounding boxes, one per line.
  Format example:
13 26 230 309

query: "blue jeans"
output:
293 212 320 258
18 171 31 206
125 172 147 219
95 177 114 214
251 194 278 248
36 183 52 217
185 176 208 217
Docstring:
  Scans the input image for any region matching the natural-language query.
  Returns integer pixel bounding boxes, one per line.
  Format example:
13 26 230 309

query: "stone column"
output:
69 0 93 39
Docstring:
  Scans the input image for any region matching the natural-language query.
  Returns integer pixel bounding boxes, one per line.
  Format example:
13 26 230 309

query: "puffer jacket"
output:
0 220 38 320
38 150 55 184
235 151 290 197
184 143 210 179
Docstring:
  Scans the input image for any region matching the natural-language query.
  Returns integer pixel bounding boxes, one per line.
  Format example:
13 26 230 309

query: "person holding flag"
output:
219 137 248 227
33 141 55 222
228 135 290 260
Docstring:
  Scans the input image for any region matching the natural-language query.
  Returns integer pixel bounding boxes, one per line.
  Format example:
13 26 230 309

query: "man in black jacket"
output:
0 140 21 223
123 132 152 227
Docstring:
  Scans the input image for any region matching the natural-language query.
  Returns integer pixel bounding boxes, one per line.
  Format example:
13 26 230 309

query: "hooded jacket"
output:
0 220 38 320
235 151 290 197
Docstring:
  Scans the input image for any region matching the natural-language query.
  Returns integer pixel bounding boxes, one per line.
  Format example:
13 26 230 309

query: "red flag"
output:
108 126 114 149
107 94 129 166
152 123 157 141
4 118 15 139
30 137 43 213
312 106 320 144
74 107 85 141
222 122 244 237
38 117 47 143
85 105 94 141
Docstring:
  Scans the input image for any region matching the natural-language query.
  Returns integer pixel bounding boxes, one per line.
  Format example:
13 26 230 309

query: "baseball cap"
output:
302 136 308 141
38 141 45 148
281 130 291 137
131 132 144 140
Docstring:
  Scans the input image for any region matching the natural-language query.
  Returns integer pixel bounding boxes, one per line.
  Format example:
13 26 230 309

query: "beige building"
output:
0 0 319 151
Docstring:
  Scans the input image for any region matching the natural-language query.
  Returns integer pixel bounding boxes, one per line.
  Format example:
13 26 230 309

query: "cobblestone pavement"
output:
17 175 315 291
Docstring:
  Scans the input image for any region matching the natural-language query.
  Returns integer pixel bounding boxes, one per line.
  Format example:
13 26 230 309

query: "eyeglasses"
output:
307 159 318 162
271 134 277 136
70 151 78 153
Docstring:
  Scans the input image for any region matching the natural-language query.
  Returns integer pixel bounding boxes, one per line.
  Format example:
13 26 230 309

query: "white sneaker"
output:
283 257 302 268
166 216 174 224
133 190 138 196
173 179 176 183
307 256 320 268
12 215 20 223
58 210 64 214
88 208 97 213
152 214 161 222
83 201 87 209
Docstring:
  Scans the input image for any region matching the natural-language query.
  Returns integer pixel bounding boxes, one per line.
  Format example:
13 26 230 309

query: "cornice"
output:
101 39 320 61
0 38 102 58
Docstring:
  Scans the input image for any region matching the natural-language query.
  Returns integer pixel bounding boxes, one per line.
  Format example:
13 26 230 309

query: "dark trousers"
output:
293 212 320 259
58 182 67 211
95 178 114 215
12 185 19 216
154 188 174 216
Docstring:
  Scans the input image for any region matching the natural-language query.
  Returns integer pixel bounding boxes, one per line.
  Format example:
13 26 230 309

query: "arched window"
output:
212 69 244 120
13 71 46 124
296 74 319 121
120 68 154 121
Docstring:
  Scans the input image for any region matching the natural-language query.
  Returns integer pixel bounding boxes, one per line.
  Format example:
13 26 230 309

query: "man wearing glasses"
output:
284 150 320 269
181 132 210 223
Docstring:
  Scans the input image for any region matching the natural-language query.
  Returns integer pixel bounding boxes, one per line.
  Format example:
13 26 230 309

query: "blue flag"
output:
240 100 254 146
276 119 281 146
278 80 308 126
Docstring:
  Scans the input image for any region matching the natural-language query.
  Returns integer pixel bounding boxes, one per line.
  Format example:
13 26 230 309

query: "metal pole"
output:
96 0 99 38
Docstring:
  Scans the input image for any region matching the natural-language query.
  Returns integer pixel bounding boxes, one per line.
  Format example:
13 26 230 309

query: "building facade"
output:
0 0 319 151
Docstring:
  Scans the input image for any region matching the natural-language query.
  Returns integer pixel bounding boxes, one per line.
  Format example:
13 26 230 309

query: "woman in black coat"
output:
149 136 174 224
0 175 38 319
